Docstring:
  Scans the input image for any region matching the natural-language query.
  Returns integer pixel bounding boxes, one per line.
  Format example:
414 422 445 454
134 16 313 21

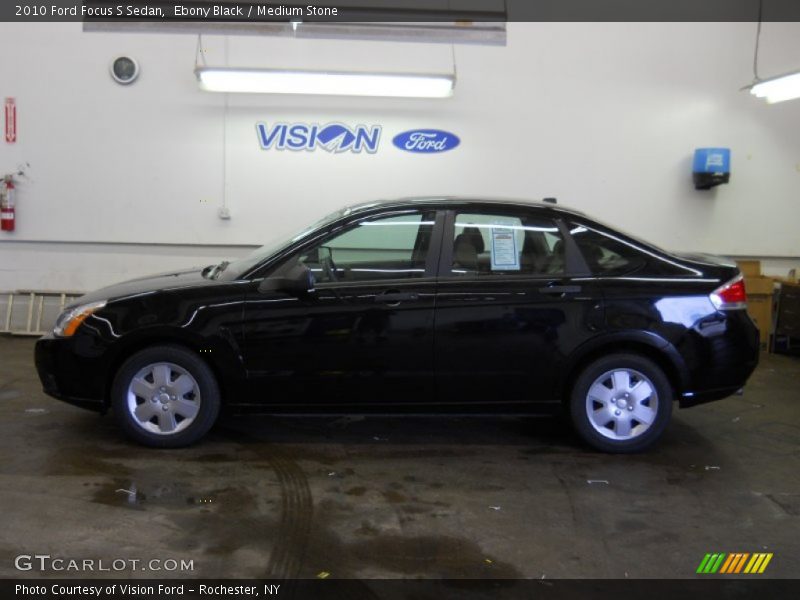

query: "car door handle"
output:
540 285 582 294
375 292 419 304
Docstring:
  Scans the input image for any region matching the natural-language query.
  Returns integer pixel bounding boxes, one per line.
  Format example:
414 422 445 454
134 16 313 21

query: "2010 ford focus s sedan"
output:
35 198 759 452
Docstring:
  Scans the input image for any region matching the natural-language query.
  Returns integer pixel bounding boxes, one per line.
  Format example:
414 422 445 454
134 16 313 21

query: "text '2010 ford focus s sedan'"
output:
35 198 759 452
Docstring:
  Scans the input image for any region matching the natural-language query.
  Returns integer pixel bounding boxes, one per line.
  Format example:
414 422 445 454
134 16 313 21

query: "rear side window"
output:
568 222 648 276
450 212 565 276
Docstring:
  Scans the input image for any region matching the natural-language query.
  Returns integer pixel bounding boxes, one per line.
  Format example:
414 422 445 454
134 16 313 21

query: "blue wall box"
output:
693 148 731 190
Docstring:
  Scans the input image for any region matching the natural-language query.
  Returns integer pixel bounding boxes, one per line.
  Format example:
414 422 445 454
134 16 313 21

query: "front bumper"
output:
35 334 107 412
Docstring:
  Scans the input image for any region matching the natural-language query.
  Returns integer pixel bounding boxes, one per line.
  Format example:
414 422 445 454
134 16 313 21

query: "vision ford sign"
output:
256 122 381 154
392 129 460 153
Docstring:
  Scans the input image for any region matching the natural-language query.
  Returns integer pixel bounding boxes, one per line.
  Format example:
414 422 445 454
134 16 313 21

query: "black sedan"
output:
35 198 759 452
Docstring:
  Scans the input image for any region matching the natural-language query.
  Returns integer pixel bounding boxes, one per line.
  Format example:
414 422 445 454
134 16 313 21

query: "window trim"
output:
557 219 591 275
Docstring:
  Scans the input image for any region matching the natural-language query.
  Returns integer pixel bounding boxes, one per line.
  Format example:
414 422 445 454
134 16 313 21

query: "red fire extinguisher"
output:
1 178 15 232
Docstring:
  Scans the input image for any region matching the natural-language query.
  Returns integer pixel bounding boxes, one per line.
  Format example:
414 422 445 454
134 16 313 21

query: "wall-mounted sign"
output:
256 122 381 154
392 129 459 153
4 98 16 144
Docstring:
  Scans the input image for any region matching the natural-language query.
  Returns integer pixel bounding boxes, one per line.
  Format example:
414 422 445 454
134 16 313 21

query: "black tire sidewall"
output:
570 353 672 453
111 345 220 448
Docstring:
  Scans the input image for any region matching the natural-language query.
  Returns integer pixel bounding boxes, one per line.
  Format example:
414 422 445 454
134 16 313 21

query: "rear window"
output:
569 222 648 276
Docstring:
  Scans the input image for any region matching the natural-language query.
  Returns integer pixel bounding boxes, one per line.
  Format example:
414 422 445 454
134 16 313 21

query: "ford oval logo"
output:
392 129 460 153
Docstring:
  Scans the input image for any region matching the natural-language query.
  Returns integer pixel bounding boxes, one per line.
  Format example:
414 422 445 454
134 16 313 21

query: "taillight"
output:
710 275 747 310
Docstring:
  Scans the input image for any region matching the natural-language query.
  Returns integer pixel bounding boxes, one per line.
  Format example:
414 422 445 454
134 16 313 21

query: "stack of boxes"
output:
736 260 775 351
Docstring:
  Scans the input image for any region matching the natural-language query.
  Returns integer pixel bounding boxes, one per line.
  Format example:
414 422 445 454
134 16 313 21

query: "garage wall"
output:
1 21 799 291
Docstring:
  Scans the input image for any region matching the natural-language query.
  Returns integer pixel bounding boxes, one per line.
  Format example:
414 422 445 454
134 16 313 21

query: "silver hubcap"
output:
585 368 658 441
126 362 201 435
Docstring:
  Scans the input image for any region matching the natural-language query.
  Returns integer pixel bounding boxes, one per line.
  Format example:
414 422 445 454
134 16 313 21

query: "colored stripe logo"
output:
696 552 773 574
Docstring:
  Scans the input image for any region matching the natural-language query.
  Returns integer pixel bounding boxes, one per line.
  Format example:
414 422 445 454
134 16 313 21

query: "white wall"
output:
1 22 799 291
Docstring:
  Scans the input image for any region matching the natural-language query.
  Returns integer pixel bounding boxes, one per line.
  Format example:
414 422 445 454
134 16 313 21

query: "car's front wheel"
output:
569 353 672 453
111 345 220 448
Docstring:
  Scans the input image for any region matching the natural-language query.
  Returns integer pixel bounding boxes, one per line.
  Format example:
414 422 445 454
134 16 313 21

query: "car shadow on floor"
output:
53 404 726 472
212 413 579 448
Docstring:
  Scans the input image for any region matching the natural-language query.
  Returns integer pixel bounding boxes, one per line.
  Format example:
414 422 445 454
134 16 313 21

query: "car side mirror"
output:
258 263 315 296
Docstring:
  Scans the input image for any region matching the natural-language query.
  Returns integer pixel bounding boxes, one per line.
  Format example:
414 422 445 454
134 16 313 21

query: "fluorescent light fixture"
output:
749 70 800 104
195 67 455 98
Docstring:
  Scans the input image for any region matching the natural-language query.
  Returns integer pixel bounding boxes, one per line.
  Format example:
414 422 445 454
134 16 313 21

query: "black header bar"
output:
4 578 800 599
3 0 800 23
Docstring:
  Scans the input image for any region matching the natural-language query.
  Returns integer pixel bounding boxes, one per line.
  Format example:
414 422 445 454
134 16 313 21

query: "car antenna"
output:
543 197 557 204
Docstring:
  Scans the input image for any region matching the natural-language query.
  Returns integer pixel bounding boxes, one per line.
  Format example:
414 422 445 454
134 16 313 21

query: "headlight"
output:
53 300 107 337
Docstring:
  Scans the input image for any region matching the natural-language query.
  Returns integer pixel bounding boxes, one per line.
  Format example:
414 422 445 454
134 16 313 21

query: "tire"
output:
569 353 672 453
111 345 220 448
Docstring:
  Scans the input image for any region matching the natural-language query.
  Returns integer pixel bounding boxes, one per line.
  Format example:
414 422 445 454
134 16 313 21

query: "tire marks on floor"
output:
263 446 313 578
215 424 314 579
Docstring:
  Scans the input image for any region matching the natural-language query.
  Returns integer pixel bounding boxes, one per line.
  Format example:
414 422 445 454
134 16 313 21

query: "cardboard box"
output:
743 276 774 350
774 269 798 285
745 276 775 296
748 295 773 349
737 260 761 277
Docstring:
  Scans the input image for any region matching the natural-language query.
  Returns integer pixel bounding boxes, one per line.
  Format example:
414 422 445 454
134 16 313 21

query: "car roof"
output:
343 196 586 218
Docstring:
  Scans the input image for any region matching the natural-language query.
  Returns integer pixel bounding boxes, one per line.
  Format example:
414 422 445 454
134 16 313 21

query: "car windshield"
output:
214 207 350 279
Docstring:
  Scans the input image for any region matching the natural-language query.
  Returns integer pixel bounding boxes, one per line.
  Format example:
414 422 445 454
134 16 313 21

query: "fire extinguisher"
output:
1 177 15 232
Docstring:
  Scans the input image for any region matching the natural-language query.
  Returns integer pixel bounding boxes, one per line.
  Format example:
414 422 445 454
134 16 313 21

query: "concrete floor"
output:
0 336 798 579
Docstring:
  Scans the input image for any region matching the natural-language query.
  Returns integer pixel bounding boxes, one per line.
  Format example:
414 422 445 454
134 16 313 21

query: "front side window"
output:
218 207 348 280
450 212 565 276
276 211 435 284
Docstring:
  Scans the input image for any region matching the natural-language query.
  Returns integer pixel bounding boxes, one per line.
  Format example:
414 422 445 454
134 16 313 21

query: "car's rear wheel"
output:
111 345 220 448
569 353 672 453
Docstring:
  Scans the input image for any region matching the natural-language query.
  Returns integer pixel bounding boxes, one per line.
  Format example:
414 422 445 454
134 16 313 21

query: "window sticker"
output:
490 220 520 271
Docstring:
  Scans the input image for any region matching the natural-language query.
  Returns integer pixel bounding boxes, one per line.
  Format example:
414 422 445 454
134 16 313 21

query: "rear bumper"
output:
678 310 760 407
679 385 746 408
